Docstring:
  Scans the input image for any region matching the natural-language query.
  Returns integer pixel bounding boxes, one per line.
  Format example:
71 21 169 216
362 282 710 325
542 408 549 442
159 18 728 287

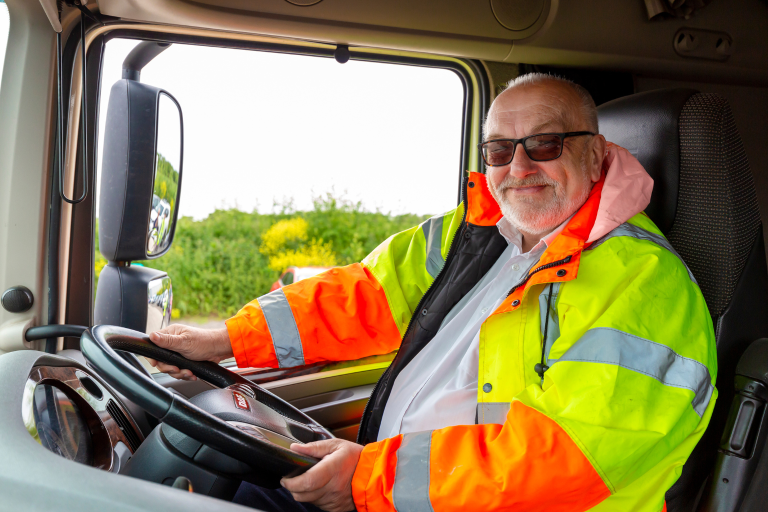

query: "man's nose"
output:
504 143 538 178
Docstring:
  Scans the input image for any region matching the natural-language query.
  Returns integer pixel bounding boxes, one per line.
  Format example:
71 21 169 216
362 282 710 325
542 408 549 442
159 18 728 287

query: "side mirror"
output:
95 78 183 334
99 80 183 262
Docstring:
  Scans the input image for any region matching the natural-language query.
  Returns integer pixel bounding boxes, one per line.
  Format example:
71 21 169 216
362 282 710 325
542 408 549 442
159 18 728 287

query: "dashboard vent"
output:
106 400 140 452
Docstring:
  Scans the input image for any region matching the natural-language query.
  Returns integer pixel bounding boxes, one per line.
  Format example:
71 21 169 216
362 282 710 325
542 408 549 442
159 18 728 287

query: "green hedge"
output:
96 195 430 319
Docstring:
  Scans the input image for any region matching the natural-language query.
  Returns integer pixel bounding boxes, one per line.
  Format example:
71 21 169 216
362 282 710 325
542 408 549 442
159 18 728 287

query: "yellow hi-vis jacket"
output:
226 143 717 512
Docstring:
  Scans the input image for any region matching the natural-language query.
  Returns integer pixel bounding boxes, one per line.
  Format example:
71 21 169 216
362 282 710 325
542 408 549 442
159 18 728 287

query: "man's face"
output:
484 84 604 236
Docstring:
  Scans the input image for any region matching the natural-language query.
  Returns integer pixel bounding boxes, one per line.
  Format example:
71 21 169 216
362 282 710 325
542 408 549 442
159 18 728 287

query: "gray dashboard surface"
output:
0 350 258 512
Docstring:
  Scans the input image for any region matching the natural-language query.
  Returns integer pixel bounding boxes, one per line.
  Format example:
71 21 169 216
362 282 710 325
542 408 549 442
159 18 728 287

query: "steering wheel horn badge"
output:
232 390 251 411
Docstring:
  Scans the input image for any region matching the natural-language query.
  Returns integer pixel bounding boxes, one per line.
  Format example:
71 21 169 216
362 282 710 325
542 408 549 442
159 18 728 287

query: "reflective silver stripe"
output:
476 402 511 425
539 282 562 365
553 327 714 417
393 431 435 512
587 222 697 283
422 215 445 279
256 289 305 368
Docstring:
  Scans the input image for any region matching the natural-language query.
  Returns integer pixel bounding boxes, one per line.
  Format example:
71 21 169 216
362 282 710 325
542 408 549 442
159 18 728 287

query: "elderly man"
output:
150 73 716 512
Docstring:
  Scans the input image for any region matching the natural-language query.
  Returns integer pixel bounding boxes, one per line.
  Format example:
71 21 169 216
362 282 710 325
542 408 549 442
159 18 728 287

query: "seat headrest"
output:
598 89 760 319
597 88 698 234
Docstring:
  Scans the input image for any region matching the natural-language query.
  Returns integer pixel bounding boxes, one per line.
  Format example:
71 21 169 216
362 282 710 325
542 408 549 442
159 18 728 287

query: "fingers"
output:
280 440 345 493
287 489 327 504
149 329 182 350
281 439 362 512
148 326 201 380
289 439 341 459
151 361 197 381
168 369 197 381
281 464 333 495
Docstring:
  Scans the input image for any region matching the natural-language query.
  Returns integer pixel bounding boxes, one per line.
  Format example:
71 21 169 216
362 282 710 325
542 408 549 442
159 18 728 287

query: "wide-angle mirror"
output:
147 94 183 256
146 275 172 333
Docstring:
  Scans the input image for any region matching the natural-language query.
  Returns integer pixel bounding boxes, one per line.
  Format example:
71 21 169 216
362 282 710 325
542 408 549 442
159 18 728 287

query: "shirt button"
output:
511 264 520 271
421 308 428 316
557 269 567 277
483 383 492 393
512 299 520 307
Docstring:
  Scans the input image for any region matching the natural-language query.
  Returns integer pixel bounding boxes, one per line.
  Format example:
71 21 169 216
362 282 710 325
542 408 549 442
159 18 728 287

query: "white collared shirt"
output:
377 216 570 441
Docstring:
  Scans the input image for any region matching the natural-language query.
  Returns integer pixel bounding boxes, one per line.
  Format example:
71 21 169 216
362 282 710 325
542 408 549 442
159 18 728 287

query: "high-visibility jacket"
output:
226 143 717 512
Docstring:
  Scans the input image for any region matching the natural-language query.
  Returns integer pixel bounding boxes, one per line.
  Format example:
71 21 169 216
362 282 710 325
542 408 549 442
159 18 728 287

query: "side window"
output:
281 272 294 286
0 1 10 94
96 39 465 341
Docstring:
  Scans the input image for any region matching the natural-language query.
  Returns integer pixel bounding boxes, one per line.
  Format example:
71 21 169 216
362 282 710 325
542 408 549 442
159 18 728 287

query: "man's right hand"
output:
146 324 234 381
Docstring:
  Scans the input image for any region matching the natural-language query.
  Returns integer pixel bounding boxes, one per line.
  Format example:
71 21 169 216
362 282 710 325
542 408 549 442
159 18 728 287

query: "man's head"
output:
483 73 607 237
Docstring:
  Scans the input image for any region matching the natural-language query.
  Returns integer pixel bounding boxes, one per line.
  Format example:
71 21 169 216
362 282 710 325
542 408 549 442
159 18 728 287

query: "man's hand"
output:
146 324 234 380
281 439 364 512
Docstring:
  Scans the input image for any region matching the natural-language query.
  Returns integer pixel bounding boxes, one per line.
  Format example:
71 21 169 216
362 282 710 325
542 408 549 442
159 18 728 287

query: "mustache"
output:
493 174 558 192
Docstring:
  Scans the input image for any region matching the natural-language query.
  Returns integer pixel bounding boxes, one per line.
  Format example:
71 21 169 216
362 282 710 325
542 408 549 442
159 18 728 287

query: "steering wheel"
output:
80 325 331 488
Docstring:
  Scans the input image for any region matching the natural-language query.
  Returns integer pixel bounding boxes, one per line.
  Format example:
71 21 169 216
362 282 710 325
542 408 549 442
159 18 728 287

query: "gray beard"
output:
489 162 591 236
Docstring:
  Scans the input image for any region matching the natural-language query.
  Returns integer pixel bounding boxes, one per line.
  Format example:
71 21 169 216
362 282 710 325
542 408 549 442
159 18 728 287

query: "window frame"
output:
63 24 490 365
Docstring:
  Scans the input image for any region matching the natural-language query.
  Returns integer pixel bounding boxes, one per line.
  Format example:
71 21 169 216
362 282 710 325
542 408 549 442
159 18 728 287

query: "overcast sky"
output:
0 3 9 89
97 39 465 220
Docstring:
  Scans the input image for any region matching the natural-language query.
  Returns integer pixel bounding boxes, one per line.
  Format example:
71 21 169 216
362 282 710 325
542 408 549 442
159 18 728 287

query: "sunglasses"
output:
478 131 596 166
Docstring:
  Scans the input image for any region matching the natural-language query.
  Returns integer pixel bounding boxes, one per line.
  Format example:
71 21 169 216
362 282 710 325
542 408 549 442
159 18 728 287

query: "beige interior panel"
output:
0 0 56 352
510 0 768 85
95 0 768 86
96 0 515 61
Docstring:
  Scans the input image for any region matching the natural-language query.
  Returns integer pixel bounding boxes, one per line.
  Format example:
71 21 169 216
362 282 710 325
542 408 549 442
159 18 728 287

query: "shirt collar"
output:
496 213 574 254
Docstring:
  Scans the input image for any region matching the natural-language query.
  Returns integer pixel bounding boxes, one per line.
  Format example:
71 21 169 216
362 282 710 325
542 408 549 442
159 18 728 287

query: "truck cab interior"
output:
1 1 767 511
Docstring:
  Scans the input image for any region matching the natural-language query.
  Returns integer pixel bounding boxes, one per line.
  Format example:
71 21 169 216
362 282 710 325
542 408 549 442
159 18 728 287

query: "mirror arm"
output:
122 42 172 82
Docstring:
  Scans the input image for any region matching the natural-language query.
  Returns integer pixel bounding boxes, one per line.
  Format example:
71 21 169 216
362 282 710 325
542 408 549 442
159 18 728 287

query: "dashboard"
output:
21 365 144 473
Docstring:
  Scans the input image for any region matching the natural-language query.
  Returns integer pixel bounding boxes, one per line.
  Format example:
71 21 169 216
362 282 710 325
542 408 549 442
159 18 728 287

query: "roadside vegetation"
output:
95 194 430 320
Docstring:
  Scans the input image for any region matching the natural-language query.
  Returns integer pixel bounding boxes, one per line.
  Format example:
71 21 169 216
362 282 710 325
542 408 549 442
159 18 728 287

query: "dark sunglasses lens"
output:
524 134 563 161
482 140 515 166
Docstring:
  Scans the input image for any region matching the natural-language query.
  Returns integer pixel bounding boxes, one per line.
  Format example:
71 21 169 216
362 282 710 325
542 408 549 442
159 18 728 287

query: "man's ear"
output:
589 134 607 183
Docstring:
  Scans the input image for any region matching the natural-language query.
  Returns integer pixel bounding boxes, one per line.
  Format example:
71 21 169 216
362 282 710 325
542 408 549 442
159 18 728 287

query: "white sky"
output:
0 2 9 90
97 39 465 220
156 94 182 171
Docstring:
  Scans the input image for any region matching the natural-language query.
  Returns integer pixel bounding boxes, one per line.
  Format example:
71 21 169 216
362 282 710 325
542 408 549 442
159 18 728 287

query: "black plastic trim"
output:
26 324 88 341
65 30 104 347
122 41 170 81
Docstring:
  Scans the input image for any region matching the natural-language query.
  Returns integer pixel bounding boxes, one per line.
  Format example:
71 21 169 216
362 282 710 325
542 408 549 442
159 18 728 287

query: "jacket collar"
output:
465 143 654 314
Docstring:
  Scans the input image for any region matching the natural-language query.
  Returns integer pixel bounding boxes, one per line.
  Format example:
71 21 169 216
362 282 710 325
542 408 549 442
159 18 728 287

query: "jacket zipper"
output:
507 257 573 382
357 178 469 444
505 255 572 297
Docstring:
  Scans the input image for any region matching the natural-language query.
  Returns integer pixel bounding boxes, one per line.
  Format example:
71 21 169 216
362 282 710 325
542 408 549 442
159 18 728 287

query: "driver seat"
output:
598 89 768 512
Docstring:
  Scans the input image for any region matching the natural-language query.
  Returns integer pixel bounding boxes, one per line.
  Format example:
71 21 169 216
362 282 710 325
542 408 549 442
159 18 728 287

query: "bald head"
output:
484 73 598 138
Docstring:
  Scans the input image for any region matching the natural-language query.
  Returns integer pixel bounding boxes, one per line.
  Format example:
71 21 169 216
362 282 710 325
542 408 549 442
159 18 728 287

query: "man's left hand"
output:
281 438 364 512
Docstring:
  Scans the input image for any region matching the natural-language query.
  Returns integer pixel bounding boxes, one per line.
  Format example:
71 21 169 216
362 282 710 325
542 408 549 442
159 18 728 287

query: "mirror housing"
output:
99 79 183 262
94 265 173 334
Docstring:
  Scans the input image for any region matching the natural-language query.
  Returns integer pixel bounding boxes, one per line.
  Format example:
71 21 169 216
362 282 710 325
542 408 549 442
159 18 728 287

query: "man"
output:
149 73 717 512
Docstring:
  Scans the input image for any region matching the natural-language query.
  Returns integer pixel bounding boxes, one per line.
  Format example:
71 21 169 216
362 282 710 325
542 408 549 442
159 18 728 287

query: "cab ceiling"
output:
95 0 768 86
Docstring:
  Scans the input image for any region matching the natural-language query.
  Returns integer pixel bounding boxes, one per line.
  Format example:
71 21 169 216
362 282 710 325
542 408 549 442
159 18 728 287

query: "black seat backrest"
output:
598 89 768 511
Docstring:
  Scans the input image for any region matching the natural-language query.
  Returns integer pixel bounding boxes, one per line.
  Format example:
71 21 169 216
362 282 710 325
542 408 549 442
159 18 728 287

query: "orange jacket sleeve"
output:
226 263 402 368
351 401 610 512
